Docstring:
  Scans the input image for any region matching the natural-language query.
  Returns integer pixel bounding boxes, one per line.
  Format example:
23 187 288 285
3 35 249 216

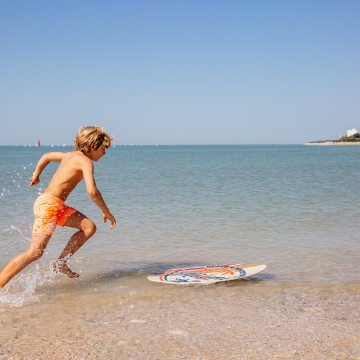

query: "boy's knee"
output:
83 220 96 238
26 246 44 262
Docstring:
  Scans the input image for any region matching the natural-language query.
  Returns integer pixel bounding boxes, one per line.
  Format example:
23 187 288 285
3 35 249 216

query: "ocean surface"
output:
0 145 359 359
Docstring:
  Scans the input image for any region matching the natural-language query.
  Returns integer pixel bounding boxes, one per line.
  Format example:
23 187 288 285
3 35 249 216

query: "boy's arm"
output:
30 152 66 186
82 160 116 229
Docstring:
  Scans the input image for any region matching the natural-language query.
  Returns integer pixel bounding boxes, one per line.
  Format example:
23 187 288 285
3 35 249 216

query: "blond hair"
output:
74 126 114 152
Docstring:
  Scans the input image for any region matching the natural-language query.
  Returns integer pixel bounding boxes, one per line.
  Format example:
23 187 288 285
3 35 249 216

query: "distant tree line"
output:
308 133 360 143
338 133 360 142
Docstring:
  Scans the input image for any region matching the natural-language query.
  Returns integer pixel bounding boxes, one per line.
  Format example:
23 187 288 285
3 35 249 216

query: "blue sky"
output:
1 0 359 145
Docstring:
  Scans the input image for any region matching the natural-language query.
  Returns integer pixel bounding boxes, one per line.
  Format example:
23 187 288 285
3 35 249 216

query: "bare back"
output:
46 151 93 201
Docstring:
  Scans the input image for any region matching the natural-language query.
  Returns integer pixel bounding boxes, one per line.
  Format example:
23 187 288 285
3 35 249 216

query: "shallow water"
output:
0 145 359 358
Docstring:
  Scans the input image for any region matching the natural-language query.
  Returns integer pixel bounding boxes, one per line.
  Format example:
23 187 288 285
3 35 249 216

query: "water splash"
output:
10 225 32 243
0 262 57 308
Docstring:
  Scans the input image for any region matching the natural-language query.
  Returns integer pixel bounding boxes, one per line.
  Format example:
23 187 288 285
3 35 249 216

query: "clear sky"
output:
1 0 359 145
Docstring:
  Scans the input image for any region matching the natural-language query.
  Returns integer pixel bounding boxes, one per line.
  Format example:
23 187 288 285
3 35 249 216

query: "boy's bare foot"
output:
53 261 80 278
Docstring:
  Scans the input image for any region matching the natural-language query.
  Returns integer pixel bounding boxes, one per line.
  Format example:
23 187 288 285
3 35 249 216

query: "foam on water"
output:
10 224 32 243
0 262 57 307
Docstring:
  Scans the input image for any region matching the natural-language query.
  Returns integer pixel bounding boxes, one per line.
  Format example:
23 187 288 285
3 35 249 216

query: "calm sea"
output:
0 144 359 303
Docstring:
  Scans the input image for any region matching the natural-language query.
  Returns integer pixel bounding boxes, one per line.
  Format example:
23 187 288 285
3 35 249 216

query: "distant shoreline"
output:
305 141 360 146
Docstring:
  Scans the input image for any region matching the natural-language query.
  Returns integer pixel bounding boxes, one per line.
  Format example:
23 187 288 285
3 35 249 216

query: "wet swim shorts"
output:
32 193 78 235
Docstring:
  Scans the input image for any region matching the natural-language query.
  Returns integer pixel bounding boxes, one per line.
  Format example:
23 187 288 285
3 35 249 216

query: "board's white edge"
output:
244 264 267 276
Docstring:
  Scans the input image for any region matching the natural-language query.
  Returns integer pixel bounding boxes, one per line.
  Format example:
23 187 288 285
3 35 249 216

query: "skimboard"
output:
147 263 267 285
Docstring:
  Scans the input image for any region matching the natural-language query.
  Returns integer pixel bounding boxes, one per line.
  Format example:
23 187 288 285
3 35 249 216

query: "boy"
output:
0 126 116 289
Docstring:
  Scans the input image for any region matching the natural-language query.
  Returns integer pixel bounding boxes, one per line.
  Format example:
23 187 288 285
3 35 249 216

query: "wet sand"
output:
1 279 359 360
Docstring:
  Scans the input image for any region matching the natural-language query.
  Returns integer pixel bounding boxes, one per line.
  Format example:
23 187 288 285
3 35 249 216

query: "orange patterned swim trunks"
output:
32 193 78 235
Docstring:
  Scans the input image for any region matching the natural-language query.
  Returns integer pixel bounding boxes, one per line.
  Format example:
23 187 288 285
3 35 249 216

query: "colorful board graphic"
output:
147 263 267 285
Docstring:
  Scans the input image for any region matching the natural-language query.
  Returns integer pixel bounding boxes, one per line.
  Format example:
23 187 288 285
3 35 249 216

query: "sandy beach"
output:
305 142 360 146
1 279 359 360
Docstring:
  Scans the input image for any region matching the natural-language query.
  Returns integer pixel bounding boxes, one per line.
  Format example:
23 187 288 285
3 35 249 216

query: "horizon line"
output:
0 143 305 147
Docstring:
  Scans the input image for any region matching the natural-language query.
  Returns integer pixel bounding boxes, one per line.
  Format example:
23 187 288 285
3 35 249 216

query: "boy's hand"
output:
30 175 40 186
103 212 116 229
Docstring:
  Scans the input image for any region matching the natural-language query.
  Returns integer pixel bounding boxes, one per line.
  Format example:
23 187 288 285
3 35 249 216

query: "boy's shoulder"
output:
66 150 87 158
64 151 93 165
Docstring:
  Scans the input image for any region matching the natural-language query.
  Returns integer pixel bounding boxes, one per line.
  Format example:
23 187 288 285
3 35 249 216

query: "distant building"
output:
347 128 358 137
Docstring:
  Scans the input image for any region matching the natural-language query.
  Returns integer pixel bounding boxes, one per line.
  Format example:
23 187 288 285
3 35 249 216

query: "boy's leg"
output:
0 233 51 289
55 211 96 278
